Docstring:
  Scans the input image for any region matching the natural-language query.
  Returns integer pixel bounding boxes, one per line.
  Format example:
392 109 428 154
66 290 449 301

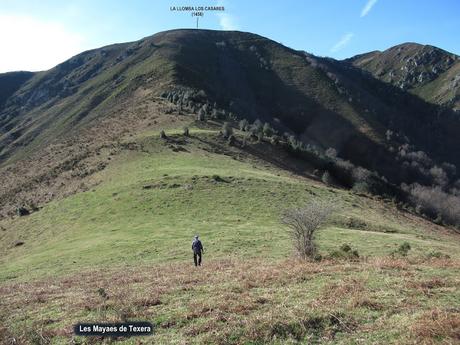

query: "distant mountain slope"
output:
1 30 458 166
0 29 370 164
0 71 35 109
348 43 460 111
0 30 459 218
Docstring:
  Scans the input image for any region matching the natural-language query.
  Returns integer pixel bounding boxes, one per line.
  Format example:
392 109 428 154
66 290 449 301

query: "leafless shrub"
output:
262 122 274 137
322 171 333 185
281 199 336 259
385 129 393 141
429 165 448 187
197 109 205 121
404 150 432 167
239 119 249 131
222 122 233 138
183 126 190 137
335 158 354 171
352 181 370 194
441 162 457 177
250 119 263 135
406 184 460 226
325 147 337 159
352 166 371 183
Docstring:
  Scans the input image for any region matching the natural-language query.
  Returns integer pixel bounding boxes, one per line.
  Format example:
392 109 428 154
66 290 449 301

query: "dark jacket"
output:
192 239 203 254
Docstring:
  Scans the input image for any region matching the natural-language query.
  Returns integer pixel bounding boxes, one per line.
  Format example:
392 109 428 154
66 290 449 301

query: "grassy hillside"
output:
2 30 460 228
1 126 459 344
0 71 35 109
0 30 460 344
2 30 460 172
1 127 457 281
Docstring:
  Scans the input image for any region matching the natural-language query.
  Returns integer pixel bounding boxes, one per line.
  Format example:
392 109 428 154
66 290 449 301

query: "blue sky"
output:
0 0 459 72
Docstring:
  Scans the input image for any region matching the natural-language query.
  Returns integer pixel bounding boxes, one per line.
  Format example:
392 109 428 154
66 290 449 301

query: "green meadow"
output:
0 128 459 344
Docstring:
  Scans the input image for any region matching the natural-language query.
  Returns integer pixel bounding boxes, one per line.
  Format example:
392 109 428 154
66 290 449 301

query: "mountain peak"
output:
349 42 460 110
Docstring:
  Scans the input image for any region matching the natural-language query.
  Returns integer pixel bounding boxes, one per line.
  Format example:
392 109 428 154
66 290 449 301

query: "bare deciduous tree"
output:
281 199 335 259
407 183 460 227
222 122 233 138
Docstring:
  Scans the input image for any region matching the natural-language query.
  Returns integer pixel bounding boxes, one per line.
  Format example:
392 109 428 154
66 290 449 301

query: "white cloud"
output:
0 14 86 73
330 33 354 53
217 13 238 30
360 0 378 17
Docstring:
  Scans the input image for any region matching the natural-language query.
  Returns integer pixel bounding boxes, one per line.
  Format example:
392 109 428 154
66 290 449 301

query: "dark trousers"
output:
193 252 202 266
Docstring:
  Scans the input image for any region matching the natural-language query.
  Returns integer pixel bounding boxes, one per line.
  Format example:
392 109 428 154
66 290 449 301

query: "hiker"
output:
192 235 204 266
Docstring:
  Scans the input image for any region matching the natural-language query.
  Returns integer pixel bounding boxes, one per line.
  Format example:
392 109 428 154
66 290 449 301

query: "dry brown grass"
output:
0 95 189 220
410 308 460 344
406 278 450 296
0 256 459 344
349 296 384 311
